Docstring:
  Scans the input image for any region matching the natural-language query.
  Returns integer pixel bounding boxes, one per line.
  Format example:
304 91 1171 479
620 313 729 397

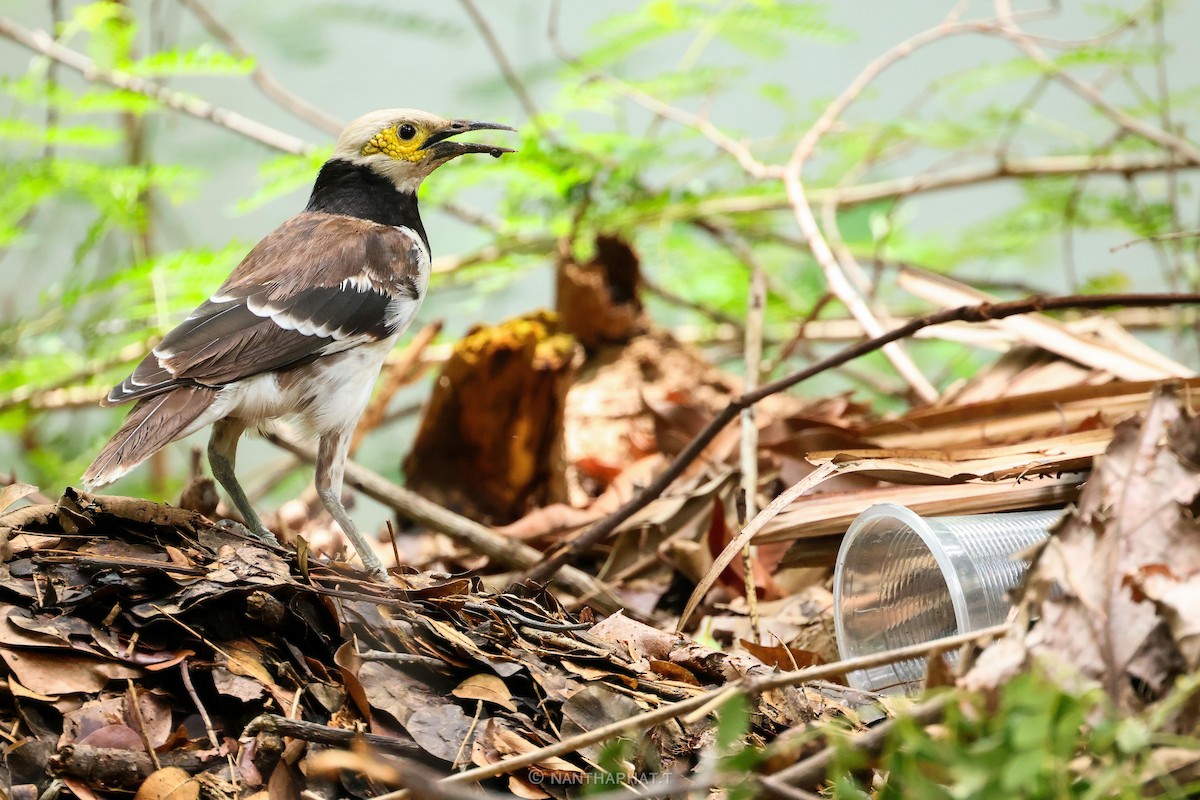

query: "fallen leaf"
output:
0 484 38 514
134 766 198 800
0 646 139 696
405 703 479 763
453 673 517 712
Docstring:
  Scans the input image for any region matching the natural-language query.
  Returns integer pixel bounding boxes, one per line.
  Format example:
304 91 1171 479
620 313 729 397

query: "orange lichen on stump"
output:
404 311 581 524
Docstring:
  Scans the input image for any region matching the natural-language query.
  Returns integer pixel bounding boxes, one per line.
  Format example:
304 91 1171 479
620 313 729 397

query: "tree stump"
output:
403 311 581 524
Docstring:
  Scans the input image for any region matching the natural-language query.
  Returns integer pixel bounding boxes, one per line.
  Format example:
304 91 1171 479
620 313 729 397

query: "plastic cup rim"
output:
833 502 975 666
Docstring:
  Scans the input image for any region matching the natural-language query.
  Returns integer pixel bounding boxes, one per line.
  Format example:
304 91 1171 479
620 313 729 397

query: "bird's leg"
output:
315 429 387 579
207 419 279 546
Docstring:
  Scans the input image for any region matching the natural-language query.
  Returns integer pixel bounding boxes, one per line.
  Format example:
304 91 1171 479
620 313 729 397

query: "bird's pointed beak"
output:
422 119 516 160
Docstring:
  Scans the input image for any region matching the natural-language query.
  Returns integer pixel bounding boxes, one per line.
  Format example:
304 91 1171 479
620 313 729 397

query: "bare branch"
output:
459 0 542 127
178 0 343 136
264 428 626 616
523 292 1200 585
0 14 315 155
991 0 1200 165
1111 229 1200 253
546 0 773 179
434 623 1013 789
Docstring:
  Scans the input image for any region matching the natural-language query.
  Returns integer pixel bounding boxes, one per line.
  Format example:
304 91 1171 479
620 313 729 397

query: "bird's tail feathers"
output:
82 386 217 489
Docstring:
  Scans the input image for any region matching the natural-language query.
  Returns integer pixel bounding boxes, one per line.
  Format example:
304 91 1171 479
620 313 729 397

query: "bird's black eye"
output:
397 124 417 140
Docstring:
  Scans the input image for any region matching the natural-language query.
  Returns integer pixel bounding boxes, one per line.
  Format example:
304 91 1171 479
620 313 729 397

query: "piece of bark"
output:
50 745 219 788
404 312 582 524
555 235 647 349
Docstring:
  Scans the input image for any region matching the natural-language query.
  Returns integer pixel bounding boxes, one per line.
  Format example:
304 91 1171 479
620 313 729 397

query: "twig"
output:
125 681 161 770
524 292 1200 584
458 0 542 129
687 151 1200 220
735 234 767 644
991 0 1200 165
424 152 1200 282
546 0 773 179
430 623 1012 788
680 461 843 631
1111 229 1200 253
178 0 342 135
180 661 220 750
264 428 626 615
783 11 1005 404
641 275 744 330
764 693 954 792
242 714 419 755
51 745 218 787
0 14 314 155
758 776 826 800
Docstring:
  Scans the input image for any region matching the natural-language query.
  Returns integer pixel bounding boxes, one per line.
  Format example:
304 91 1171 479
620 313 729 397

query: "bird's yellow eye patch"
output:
360 125 424 161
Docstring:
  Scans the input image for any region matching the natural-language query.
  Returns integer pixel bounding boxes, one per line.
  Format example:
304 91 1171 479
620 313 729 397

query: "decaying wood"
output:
404 311 581 523
50 745 219 788
555 234 648 349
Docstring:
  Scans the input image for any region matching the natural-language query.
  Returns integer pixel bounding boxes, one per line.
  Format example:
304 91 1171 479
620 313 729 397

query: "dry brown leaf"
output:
0 484 38 514
1014 386 1200 711
508 774 552 799
737 640 823 671
489 724 583 775
134 767 198 800
358 661 446 728
405 703 479 762
224 641 274 686
212 666 266 702
559 684 645 763
453 673 517 712
0 646 140 696
77 724 144 750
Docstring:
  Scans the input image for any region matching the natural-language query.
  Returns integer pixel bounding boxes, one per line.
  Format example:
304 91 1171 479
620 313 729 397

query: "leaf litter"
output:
0 487 863 798
5 258 1200 796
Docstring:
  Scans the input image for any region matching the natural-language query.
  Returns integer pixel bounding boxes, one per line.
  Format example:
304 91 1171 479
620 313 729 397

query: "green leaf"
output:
123 46 255 77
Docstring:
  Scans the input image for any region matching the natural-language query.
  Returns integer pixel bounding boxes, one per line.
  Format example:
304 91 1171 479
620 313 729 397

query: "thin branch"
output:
1111 229 1200 253
546 0 773 179
0 14 314 155
783 9 1014 404
242 714 419 755
427 155 1200 282
736 232 766 643
523 292 1200 584
458 0 543 129
680 461 842 631
264 428 626 616
764 693 954 792
178 0 343 135
429 623 1012 789
991 0 1200 165
689 151 1200 219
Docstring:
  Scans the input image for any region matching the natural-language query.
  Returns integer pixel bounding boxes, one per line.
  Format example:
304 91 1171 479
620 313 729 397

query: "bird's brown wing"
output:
105 213 426 405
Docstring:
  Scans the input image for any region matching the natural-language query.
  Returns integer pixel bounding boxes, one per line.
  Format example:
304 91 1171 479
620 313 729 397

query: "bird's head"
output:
331 109 515 192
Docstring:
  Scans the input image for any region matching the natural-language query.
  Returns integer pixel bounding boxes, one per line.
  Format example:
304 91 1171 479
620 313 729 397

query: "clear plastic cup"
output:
833 503 1062 694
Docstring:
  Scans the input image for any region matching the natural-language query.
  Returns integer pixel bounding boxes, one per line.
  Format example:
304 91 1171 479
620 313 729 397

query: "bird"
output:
82 109 515 579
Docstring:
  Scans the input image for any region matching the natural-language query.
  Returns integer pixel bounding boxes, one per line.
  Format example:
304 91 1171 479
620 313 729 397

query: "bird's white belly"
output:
213 337 397 436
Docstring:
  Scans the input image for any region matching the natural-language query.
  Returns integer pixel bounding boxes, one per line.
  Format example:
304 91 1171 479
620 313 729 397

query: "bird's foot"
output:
216 518 281 547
